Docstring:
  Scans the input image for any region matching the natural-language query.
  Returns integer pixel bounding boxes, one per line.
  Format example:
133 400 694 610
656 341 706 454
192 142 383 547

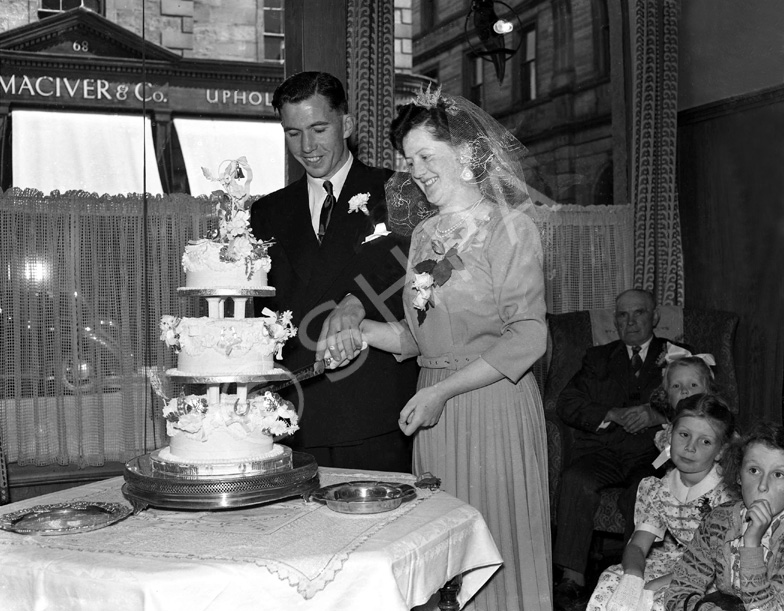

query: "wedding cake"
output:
152 157 299 477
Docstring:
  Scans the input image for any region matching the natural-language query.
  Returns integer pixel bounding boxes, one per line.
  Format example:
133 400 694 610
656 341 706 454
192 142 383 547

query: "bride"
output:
332 87 552 611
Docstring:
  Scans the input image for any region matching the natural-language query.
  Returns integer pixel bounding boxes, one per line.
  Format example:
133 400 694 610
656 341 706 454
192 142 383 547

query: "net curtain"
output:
631 0 685 306
0 190 216 467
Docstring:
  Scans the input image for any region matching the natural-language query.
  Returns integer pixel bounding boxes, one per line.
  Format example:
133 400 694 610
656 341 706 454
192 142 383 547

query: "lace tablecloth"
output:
0 467 502 611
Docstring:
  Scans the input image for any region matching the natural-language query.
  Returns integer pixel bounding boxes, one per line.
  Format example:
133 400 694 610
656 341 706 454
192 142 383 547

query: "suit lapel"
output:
303 162 377 308
639 336 666 385
270 178 319 287
608 341 631 395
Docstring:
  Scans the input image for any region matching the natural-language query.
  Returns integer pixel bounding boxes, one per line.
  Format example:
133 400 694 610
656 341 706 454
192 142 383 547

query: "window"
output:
39 0 103 18
593 163 614 206
421 0 439 32
552 0 573 76
261 0 285 62
592 0 610 77
519 27 537 103
466 55 484 106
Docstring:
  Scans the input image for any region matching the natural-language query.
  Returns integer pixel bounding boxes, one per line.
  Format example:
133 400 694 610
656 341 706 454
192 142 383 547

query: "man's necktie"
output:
318 180 336 243
631 346 643 376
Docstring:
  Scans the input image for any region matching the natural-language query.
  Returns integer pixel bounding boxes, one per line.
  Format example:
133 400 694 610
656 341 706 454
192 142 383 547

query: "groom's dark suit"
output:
250 159 418 471
553 335 671 575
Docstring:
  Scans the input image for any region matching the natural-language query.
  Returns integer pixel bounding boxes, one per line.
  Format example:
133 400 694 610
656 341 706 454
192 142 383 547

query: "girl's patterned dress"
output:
587 465 734 610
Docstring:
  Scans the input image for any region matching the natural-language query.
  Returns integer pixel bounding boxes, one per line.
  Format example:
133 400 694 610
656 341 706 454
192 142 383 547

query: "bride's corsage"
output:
411 245 464 325
348 193 370 215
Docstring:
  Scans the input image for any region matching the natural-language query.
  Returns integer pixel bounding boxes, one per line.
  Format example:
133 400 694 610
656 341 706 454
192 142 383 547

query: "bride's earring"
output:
461 167 474 181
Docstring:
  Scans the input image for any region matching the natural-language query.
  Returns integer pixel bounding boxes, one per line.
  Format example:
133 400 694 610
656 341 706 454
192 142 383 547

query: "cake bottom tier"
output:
149 444 293 478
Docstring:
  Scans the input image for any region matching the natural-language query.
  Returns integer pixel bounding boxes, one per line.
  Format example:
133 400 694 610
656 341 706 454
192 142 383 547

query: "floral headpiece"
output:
199 157 273 280
412 84 459 115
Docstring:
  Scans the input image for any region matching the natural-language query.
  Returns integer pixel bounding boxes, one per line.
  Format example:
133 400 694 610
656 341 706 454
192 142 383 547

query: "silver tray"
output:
164 370 290 383
123 451 319 511
0 502 132 536
177 287 276 297
309 481 417 514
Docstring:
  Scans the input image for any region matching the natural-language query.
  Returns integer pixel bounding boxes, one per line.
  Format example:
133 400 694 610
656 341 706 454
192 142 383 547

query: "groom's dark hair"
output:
271 71 349 115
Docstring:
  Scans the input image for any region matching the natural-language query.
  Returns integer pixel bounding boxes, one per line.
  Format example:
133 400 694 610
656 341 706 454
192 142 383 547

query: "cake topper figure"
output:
198 157 274 280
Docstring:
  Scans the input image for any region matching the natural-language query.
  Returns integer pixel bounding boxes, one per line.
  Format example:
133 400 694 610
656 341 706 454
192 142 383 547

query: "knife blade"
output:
248 342 367 396
248 360 326 396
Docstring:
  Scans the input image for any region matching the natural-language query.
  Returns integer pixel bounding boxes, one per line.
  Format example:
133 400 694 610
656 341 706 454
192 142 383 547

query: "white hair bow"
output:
664 343 716 367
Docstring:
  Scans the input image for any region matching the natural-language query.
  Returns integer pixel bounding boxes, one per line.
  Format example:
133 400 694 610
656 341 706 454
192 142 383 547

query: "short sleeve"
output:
634 476 667 541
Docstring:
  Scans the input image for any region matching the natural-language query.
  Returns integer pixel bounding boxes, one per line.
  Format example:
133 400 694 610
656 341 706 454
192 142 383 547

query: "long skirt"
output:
414 368 552 611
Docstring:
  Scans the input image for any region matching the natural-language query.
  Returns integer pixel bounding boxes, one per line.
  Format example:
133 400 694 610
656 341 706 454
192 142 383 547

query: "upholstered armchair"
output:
544 306 740 534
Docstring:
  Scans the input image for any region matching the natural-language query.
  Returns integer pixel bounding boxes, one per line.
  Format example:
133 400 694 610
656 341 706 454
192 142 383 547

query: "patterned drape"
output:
346 0 396 170
631 0 684 306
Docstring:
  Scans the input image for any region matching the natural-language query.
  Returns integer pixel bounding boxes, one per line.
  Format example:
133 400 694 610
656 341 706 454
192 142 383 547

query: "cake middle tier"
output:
173 317 279 375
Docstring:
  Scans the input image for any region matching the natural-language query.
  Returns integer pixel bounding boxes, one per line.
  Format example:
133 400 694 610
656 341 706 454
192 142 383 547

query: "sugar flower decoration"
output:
162 390 299 440
193 157 274 280
348 192 371 215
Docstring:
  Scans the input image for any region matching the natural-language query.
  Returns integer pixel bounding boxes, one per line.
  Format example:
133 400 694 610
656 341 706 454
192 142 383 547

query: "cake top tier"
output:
189 157 272 280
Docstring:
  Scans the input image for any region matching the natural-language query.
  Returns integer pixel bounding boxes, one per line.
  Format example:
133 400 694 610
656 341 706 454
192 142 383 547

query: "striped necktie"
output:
631 346 643 376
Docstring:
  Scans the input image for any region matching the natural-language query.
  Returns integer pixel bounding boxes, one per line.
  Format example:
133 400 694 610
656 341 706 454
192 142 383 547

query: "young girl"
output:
587 391 737 611
649 349 718 422
662 422 784 611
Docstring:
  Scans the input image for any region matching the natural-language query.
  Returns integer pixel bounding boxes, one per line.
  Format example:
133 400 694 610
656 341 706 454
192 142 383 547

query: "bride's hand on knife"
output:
398 385 447 436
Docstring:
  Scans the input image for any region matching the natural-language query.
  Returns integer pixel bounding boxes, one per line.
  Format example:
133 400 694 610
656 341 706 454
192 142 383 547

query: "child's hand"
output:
744 499 774 547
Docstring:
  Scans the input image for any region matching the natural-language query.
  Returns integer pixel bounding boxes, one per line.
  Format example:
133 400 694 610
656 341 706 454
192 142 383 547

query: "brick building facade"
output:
411 0 619 206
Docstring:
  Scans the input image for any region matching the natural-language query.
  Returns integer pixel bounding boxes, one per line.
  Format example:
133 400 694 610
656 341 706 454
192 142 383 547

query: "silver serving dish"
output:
0 502 132 536
310 480 417 514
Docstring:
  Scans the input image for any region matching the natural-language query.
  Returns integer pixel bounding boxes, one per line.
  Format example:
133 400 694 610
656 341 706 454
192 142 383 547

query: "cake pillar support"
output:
233 298 247 319
206 298 225 318
236 384 248 402
207 386 220 405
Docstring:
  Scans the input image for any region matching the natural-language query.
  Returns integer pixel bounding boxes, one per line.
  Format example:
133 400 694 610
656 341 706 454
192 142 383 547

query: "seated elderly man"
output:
553 289 671 606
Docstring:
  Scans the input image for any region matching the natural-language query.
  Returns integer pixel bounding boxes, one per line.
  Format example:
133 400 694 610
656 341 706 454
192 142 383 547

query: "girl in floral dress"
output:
662 421 784 611
355 89 551 611
587 390 737 611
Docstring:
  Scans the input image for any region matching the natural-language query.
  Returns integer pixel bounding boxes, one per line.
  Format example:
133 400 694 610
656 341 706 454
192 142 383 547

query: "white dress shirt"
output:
305 154 354 236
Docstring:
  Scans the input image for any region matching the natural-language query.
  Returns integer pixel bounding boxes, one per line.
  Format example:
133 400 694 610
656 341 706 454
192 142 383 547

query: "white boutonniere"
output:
362 222 391 244
348 193 371 215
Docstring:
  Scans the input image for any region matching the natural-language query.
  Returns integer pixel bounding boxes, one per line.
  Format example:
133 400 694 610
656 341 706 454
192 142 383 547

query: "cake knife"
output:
249 342 367 395
265 359 326 393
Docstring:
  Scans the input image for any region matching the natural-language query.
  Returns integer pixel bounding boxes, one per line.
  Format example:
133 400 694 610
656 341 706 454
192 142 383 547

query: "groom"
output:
250 71 418 472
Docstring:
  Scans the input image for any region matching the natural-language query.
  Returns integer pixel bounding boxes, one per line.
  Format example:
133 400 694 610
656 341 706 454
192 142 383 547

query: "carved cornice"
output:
0 50 283 88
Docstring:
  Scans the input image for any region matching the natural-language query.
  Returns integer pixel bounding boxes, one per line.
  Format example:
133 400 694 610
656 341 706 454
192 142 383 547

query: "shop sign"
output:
0 73 275 112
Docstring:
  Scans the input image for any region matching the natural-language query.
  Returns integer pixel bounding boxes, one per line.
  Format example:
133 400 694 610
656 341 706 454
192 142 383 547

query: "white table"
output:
0 467 502 611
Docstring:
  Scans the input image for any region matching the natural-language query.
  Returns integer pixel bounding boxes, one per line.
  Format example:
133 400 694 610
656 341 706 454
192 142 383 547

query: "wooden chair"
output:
544 306 740 534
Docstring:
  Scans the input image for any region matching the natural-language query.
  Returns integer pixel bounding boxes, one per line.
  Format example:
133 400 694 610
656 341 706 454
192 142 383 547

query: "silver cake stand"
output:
122 451 319 512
